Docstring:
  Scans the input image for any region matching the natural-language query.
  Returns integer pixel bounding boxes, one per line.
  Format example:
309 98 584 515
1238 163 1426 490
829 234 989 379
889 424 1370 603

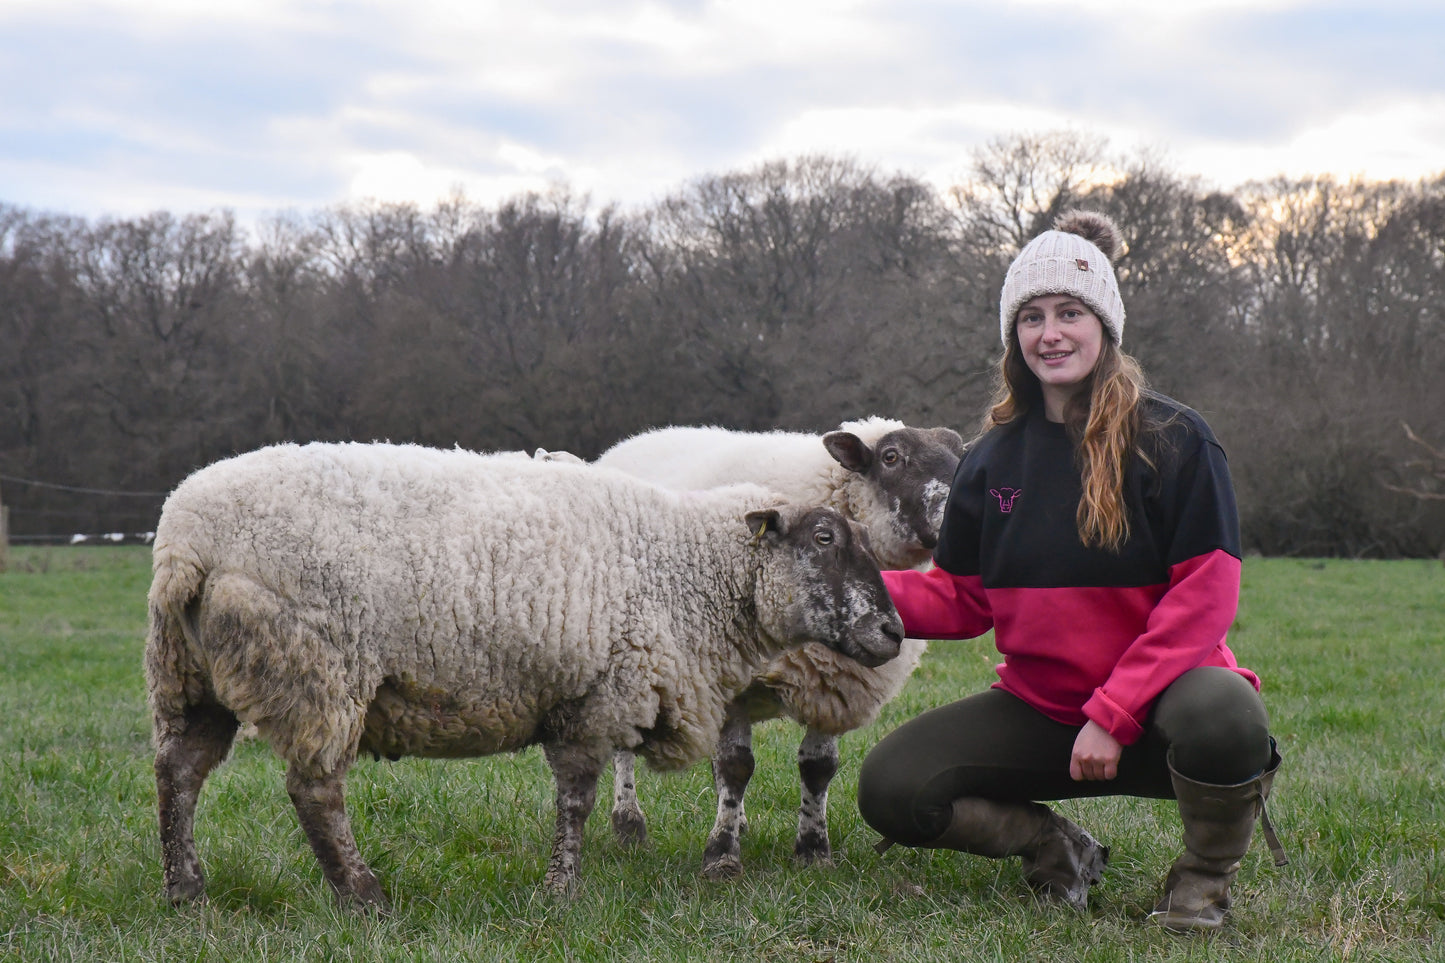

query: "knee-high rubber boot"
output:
1151 743 1285 932
927 797 1109 911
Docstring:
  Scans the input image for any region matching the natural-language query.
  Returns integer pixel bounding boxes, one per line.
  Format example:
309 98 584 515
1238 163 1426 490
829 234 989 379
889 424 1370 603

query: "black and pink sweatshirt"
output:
882 393 1259 746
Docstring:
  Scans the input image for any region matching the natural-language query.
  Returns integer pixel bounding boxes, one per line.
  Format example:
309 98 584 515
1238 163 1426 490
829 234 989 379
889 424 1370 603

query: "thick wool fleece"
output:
146 443 793 776
598 417 930 732
600 416 931 570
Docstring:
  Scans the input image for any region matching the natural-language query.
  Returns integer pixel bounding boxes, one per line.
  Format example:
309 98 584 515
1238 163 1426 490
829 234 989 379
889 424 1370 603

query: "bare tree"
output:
1382 423 1445 502
633 156 979 432
72 211 246 467
0 207 80 459
1093 159 1250 396
3 150 1444 555
950 131 1111 253
240 213 336 442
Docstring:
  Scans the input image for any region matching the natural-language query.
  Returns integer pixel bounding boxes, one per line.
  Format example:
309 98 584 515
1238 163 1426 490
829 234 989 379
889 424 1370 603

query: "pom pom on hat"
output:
1053 210 1123 262
998 209 1126 347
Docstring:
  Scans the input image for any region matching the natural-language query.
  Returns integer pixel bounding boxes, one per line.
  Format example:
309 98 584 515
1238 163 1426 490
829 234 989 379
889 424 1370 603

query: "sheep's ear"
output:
930 427 967 457
744 508 784 541
823 431 871 473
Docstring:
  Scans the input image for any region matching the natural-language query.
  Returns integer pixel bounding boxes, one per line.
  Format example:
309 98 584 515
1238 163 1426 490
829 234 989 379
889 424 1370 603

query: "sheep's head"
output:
746 505 903 668
823 424 966 570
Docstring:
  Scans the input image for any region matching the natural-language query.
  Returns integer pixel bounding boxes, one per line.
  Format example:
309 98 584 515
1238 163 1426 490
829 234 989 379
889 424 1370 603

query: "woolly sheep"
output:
145 441 904 908
597 416 965 877
532 447 586 464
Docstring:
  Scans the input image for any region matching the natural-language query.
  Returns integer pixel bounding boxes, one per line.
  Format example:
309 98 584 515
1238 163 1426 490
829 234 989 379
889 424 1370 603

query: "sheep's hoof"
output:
701 836 743 880
611 808 648 848
337 877 391 915
793 848 834 868
701 855 743 880
793 832 832 867
164 876 207 906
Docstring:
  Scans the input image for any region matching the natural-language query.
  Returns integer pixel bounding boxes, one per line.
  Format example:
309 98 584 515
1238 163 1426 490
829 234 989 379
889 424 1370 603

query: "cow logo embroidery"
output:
989 487 1022 513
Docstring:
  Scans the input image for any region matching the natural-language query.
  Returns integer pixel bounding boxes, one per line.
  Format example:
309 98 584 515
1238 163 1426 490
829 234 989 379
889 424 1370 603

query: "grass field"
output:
1 546 1441 961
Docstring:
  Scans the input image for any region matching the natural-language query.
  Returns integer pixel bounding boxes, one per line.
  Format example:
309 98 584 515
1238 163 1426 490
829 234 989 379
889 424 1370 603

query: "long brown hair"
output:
984 336 1149 552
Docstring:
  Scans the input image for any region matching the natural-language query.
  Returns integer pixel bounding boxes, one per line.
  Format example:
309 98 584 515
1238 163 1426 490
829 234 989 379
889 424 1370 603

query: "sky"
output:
3 0 1444 228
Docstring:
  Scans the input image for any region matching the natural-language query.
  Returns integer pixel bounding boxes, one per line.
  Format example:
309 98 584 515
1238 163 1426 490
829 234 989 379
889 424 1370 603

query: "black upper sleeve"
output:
1155 416 1242 566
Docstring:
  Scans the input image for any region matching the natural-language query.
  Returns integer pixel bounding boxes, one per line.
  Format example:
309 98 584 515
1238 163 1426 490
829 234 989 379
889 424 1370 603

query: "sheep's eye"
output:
880 448 900 466
814 529 835 547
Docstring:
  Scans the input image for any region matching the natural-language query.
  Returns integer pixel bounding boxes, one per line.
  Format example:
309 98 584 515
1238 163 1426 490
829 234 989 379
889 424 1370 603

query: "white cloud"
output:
1175 95 1445 187
764 100 1076 185
2 0 1443 224
997 0 1304 12
0 0 319 30
346 151 456 206
373 0 899 108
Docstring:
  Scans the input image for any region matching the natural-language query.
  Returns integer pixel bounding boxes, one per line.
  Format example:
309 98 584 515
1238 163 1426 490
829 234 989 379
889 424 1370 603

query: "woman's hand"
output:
1070 721 1122 781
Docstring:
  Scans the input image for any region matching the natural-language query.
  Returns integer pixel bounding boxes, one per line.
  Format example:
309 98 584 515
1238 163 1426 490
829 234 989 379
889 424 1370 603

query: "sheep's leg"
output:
154 703 240 904
610 749 648 847
286 764 388 912
543 742 607 894
702 702 754 879
794 727 839 866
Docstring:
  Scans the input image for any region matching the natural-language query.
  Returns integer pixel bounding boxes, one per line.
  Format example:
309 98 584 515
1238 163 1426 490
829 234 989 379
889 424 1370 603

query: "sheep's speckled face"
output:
746 506 903 668
823 426 966 570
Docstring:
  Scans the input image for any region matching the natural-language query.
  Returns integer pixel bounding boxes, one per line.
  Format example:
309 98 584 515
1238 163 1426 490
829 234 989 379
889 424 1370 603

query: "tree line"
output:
2 133 1443 557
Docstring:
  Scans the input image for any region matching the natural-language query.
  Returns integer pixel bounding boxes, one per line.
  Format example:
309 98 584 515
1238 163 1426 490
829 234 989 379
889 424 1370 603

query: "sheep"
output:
532 447 586 464
226 451 582 750
144 441 903 909
596 416 965 877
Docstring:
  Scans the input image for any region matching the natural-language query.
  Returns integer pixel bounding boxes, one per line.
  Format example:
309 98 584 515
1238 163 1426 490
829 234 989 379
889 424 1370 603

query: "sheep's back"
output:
157 443 748 707
598 426 841 503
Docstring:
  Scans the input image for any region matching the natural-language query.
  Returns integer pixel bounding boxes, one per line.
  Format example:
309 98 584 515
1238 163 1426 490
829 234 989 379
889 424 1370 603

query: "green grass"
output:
1 547 1441 961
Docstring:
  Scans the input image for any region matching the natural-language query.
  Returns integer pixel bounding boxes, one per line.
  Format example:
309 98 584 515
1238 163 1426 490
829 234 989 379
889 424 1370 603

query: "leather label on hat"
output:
1075 258 1091 271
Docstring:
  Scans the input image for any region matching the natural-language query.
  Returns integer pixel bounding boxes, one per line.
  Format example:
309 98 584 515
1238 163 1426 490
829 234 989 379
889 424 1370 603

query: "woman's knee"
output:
857 736 937 843
858 691 1054 844
1155 667 1271 783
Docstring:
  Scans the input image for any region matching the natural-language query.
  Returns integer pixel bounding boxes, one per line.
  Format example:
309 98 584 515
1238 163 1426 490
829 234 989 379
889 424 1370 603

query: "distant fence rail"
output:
8 532 157 546
0 473 169 498
0 472 169 551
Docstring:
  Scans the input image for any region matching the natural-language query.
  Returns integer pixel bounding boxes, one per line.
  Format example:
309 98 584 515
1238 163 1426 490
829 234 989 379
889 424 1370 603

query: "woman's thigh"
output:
856 670 1270 846
855 685 1184 844
857 689 1173 845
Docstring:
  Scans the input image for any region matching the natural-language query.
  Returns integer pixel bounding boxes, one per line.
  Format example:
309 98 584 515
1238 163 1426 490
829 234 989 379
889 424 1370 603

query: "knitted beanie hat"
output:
998 210 1126 347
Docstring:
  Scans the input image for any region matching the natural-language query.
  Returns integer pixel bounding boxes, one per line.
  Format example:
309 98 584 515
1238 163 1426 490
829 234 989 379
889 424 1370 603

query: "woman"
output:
857 211 1283 932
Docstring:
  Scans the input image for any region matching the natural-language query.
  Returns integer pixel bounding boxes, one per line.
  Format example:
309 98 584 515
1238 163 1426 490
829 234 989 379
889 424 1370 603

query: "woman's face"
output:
1014 294 1105 421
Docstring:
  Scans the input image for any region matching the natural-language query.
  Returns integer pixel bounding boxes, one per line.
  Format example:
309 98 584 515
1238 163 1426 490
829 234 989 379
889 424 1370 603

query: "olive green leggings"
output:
857 666 1271 847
